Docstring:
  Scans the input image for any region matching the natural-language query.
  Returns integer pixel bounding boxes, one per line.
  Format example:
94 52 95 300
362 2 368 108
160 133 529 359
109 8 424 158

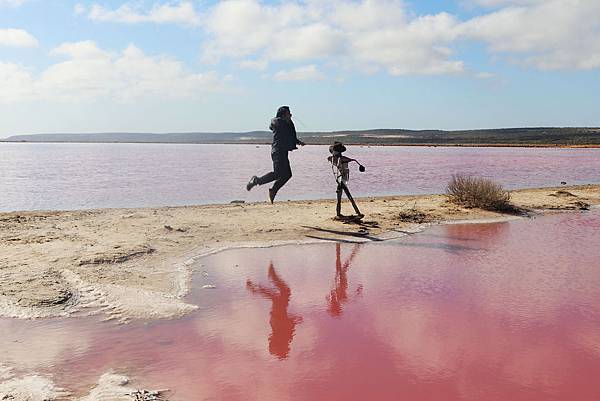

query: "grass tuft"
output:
446 174 512 212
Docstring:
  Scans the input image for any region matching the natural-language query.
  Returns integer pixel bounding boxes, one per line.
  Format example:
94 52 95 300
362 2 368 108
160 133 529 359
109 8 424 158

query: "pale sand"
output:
0 370 69 401
0 184 599 323
0 369 167 401
78 372 168 401
0 364 13 381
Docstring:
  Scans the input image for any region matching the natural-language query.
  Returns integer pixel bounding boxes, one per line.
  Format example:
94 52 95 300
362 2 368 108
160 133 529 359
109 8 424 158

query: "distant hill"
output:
1 131 274 144
3 127 600 146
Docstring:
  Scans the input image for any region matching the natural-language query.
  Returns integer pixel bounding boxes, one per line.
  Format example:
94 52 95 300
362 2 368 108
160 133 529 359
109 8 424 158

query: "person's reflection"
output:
246 262 302 359
327 243 363 317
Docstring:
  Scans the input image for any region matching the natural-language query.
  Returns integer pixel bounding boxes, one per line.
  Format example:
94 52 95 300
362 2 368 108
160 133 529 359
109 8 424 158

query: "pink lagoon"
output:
2 210 600 400
1 143 599 211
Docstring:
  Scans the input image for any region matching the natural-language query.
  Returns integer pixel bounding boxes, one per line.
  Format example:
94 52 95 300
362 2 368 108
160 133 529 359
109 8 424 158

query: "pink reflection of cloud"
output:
368 285 600 401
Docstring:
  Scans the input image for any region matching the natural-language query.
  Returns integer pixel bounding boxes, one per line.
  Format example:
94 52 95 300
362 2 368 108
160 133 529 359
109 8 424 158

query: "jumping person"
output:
246 106 305 203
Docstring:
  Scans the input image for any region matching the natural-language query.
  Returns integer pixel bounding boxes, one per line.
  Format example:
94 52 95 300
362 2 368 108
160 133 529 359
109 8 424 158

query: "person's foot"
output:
246 176 258 191
268 188 277 204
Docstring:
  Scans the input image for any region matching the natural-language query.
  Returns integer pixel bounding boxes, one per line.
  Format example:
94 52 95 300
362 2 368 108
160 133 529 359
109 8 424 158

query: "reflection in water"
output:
442 221 510 244
1 212 600 400
246 262 302 359
327 244 363 317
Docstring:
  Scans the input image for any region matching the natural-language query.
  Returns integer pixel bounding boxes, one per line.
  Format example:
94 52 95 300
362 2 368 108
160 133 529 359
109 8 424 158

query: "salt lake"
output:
1 143 599 211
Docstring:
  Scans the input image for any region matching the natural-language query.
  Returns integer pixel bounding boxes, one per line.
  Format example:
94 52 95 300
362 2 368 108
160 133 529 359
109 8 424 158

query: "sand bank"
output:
0 368 167 401
1 184 598 322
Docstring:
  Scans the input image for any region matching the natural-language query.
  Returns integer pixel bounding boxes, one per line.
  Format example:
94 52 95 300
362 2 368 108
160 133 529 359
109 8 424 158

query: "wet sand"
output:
0 184 598 323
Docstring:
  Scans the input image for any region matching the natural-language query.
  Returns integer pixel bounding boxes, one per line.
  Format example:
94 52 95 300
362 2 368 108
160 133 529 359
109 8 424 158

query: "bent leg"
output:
256 171 277 185
342 183 363 217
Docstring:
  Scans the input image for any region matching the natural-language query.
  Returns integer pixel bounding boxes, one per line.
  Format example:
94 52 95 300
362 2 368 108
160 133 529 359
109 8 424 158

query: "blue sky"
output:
0 0 598 136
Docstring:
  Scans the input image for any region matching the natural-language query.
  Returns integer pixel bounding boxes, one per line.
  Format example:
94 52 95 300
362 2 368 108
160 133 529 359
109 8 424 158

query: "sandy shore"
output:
0 367 168 401
1 184 599 323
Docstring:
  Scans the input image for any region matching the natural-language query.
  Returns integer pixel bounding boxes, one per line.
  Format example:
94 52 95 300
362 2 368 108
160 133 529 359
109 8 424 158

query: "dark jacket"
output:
270 117 301 153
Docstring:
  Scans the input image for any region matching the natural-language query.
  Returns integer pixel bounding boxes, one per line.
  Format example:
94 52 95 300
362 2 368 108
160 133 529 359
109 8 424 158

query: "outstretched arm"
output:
246 280 277 298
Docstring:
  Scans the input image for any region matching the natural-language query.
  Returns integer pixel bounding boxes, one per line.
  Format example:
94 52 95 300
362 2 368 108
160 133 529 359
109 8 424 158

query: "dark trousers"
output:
257 151 292 193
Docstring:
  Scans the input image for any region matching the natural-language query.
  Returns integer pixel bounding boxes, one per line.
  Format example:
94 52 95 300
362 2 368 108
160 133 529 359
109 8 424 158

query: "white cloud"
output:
0 41 227 103
202 0 464 76
0 62 36 100
202 0 298 60
201 0 600 75
459 0 600 70
273 64 325 81
50 40 111 59
238 59 268 70
85 1 200 26
347 12 464 75
268 23 345 61
0 29 38 47
3 0 597 99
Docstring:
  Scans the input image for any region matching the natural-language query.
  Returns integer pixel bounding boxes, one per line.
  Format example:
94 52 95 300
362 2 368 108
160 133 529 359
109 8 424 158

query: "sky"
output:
0 0 599 136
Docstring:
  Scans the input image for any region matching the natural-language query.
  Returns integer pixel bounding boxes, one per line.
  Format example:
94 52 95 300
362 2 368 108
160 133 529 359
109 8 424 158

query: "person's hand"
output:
298 140 306 146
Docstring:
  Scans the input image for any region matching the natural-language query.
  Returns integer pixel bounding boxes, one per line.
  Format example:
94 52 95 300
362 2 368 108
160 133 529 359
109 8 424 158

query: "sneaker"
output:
268 188 276 204
246 176 258 191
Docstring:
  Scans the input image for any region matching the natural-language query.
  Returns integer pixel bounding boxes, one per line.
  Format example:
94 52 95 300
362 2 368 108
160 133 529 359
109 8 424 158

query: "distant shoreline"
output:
2 140 600 148
3 127 599 147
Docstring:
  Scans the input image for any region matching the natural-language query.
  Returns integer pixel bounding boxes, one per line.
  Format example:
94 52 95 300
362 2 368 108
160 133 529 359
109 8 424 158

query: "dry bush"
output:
446 174 512 211
397 209 430 223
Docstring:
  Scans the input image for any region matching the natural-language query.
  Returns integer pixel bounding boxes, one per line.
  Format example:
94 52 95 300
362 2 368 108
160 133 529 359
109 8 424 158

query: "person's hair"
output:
276 106 290 118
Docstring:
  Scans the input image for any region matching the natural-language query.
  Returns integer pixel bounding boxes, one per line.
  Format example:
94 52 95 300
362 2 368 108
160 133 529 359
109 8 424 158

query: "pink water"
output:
1 143 599 211
1 212 600 400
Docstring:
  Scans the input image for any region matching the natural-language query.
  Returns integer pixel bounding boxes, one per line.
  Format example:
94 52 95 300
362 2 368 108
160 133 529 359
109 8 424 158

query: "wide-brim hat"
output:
329 141 346 154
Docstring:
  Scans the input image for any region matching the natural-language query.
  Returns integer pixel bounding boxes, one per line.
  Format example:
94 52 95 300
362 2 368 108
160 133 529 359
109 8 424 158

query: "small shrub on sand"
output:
446 174 512 211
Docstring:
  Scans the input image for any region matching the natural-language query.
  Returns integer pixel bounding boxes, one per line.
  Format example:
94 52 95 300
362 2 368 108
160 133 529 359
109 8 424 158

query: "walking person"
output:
246 106 305 203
